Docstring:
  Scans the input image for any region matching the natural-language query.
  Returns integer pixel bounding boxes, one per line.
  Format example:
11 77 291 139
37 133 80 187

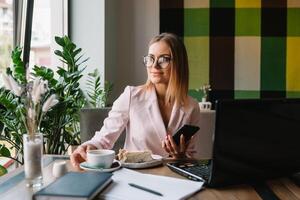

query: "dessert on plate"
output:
117 149 153 163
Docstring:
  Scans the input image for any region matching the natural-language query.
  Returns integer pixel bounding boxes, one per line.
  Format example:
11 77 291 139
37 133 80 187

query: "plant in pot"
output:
0 36 87 174
198 84 212 110
80 69 113 143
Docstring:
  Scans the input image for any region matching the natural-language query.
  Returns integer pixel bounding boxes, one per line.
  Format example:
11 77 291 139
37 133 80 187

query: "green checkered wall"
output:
160 0 300 100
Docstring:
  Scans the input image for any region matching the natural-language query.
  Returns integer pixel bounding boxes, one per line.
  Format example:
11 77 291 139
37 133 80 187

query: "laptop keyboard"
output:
167 160 211 182
184 163 210 180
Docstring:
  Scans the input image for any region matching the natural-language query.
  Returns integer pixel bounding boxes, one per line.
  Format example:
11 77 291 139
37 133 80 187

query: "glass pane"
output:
0 0 13 168
0 0 13 80
30 0 51 68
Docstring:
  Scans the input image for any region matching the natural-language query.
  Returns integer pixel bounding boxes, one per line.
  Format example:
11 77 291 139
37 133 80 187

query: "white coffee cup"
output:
86 149 115 168
52 161 67 178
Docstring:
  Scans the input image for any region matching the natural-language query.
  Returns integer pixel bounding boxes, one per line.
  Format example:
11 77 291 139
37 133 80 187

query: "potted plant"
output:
199 84 212 110
79 69 113 143
0 36 87 173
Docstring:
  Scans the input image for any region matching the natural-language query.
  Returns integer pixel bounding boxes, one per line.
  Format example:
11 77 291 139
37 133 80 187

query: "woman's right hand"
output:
70 144 97 169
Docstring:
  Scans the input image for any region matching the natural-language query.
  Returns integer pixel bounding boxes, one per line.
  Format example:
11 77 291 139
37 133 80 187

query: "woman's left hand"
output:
162 134 188 159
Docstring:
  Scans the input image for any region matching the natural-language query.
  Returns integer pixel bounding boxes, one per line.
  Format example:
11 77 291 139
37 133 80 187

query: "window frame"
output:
13 0 68 70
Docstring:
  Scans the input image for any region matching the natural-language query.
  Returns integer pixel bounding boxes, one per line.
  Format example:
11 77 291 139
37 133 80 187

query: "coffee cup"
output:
86 149 115 168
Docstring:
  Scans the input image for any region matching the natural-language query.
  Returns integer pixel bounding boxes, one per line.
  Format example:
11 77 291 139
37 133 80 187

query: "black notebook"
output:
33 172 112 200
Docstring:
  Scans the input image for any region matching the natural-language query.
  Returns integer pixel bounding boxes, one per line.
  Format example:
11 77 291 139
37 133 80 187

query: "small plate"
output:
80 160 121 172
121 154 163 169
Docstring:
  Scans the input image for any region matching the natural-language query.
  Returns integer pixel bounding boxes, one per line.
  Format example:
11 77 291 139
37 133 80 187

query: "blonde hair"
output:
144 33 189 106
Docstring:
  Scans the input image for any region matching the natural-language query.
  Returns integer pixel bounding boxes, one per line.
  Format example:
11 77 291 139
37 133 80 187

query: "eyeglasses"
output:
143 55 172 69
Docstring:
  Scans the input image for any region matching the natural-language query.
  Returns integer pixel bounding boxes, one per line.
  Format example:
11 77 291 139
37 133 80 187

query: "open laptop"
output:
167 99 300 187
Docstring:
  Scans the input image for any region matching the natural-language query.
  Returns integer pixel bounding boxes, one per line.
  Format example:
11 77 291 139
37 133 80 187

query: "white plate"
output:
121 154 163 169
79 160 121 172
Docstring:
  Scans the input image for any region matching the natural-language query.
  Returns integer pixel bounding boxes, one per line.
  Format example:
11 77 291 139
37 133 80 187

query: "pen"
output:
128 183 163 196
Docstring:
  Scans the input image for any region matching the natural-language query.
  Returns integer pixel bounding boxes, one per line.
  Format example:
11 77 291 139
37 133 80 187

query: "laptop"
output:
167 99 300 187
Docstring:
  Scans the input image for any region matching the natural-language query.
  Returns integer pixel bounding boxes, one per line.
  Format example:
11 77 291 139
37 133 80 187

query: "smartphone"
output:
172 124 200 145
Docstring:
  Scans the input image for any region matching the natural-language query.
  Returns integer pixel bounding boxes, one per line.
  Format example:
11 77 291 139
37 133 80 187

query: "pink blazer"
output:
83 86 201 158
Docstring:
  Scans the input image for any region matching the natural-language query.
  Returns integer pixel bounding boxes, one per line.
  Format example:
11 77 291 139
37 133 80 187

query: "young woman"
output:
71 33 201 167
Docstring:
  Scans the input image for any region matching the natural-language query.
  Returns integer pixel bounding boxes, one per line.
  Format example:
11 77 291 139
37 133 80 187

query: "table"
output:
137 167 300 200
1 155 300 200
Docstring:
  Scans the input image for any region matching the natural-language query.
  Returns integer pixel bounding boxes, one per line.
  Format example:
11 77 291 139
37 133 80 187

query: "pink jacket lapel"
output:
145 88 186 139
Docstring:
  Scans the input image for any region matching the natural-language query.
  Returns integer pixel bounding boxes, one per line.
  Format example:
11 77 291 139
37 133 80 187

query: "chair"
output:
80 108 125 151
194 109 216 159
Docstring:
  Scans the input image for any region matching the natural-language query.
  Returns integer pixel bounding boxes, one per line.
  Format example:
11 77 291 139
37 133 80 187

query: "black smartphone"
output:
172 124 200 145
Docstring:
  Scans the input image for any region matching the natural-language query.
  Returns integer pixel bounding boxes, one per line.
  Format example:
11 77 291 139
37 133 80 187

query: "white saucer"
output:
80 160 121 172
121 154 163 169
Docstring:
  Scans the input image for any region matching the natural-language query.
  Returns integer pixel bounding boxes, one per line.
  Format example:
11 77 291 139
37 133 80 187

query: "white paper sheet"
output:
99 168 204 200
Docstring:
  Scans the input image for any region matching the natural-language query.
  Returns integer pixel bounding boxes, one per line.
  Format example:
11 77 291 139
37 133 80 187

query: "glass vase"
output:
23 133 43 187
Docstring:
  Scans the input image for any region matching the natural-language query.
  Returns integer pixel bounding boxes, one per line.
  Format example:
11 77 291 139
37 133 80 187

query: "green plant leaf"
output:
55 36 64 46
33 65 58 87
0 165 7 176
85 69 113 108
77 58 89 67
9 47 26 84
54 50 64 58
0 144 11 157
72 48 82 57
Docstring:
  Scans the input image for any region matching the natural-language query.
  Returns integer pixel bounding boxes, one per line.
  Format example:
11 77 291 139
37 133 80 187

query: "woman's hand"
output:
162 134 189 159
70 144 97 169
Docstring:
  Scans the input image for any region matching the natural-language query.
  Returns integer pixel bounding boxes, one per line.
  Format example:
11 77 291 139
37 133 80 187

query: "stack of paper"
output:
99 168 204 200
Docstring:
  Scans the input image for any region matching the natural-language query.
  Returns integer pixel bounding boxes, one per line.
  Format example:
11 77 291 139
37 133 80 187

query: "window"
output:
29 0 68 69
0 0 67 82
0 0 13 77
30 0 51 67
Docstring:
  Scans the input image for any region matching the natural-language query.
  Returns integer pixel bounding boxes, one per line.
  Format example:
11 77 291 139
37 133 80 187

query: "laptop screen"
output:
210 99 300 187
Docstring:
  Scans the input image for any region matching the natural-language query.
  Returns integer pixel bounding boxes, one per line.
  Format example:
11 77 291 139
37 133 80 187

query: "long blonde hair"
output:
144 33 189 106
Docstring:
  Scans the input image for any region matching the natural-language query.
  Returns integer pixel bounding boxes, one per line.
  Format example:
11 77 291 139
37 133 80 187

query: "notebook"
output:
168 99 300 187
33 172 112 200
99 168 204 200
